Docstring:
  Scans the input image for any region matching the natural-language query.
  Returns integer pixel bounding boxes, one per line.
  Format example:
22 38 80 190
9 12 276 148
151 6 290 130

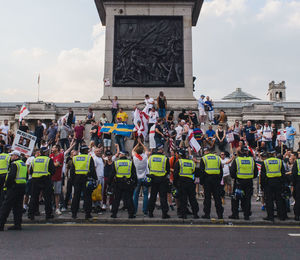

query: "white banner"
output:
12 130 37 156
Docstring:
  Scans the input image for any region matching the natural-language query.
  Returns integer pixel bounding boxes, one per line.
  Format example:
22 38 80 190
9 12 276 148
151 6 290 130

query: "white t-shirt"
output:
133 153 149 179
221 158 231 177
175 125 183 141
26 156 35 180
93 155 104 179
0 124 9 143
143 98 154 114
149 111 159 124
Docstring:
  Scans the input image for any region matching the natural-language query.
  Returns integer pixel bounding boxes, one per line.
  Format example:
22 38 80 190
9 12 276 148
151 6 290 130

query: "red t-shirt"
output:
74 125 85 140
50 152 64 181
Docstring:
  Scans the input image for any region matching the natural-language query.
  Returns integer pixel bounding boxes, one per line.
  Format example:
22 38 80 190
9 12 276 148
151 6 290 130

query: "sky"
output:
0 0 299 103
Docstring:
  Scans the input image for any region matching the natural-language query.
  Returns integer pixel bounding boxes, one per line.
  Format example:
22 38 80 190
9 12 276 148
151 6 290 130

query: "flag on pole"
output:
37 74 40 85
19 104 30 122
133 108 149 138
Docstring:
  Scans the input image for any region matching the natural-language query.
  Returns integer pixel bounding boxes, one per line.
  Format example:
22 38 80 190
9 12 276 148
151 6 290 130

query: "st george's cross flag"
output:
19 104 30 122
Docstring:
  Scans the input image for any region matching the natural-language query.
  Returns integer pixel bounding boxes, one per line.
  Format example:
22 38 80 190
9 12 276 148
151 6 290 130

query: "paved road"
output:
2 224 300 260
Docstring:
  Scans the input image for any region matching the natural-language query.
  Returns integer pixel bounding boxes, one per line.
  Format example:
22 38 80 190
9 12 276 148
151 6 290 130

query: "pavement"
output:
6 195 300 226
2 225 300 259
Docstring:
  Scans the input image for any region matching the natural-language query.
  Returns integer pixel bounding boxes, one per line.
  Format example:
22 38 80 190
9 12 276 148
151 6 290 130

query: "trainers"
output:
55 209 62 215
102 204 107 210
261 205 265 211
60 207 67 212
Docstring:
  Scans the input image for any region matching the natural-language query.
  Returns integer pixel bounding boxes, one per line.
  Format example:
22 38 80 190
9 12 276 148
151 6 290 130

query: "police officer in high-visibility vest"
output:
147 144 171 219
0 145 11 208
28 147 55 220
260 151 286 221
229 147 258 220
291 157 300 221
70 146 97 219
173 149 199 219
109 151 137 218
0 151 27 231
200 148 223 219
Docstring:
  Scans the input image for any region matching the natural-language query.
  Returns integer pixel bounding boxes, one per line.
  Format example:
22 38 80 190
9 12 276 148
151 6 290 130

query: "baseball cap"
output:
9 150 21 157
80 145 89 151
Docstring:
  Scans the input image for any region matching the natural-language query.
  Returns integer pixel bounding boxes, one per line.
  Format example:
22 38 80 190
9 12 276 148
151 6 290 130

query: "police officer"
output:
261 151 286 221
173 149 199 219
28 147 55 220
291 157 300 221
148 144 171 219
0 145 11 207
109 151 137 218
200 148 223 219
0 151 27 231
229 147 258 220
71 146 97 219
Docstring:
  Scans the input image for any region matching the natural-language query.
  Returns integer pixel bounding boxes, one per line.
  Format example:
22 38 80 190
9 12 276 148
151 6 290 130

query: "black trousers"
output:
0 185 25 227
203 177 223 217
265 183 286 219
178 181 199 216
112 183 134 216
0 175 6 208
231 181 253 218
294 182 300 217
71 180 92 217
28 177 53 218
148 181 169 215
64 178 73 208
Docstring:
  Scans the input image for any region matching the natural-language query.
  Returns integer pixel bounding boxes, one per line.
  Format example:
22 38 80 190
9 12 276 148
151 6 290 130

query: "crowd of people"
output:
0 92 300 231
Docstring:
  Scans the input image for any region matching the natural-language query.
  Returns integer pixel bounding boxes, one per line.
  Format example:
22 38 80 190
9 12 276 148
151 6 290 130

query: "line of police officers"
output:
1 142 300 231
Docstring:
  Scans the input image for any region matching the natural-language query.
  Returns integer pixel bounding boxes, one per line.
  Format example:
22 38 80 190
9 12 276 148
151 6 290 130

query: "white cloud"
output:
193 0 300 101
256 0 282 20
203 0 247 17
1 24 105 102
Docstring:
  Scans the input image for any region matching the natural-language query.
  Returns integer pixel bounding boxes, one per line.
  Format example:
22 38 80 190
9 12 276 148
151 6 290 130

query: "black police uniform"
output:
70 157 97 219
260 160 286 220
200 157 223 219
0 160 26 230
109 157 137 218
173 160 200 218
229 158 258 219
147 152 170 218
291 161 300 220
28 158 55 220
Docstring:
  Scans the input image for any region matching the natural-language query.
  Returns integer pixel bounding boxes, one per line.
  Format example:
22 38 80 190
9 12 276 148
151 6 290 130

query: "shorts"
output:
198 108 206 116
223 175 232 185
103 138 111 147
53 181 62 195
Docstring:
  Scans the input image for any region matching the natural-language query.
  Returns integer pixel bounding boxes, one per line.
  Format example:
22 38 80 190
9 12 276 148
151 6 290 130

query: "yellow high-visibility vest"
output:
148 154 167 177
236 157 254 179
73 154 91 175
0 153 10 175
202 154 221 175
14 160 27 184
115 159 132 178
178 159 195 179
31 156 51 178
264 158 282 178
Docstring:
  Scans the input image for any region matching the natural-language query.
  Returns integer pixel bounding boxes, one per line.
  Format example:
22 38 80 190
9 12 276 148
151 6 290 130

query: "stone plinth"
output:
94 0 204 106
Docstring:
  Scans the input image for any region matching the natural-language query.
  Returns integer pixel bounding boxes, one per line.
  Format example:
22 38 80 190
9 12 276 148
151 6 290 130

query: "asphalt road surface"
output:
1 224 300 260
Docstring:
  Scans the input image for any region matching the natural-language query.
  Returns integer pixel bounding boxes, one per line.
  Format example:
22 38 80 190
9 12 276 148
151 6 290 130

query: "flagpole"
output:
37 73 40 102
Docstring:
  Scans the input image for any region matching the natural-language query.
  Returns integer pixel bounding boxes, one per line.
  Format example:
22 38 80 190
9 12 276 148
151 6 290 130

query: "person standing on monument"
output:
157 91 167 119
108 96 119 123
198 95 206 125
137 94 155 114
